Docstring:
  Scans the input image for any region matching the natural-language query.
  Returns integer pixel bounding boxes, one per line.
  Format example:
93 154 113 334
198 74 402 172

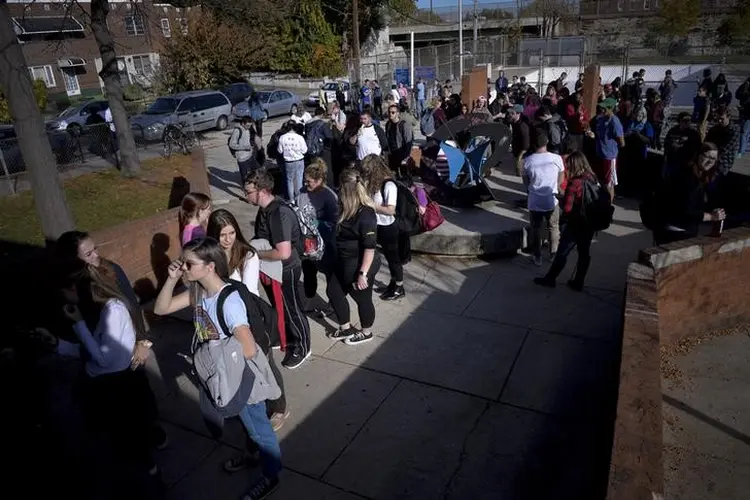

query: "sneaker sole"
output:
283 350 311 370
345 336 374 346
381 294 405 301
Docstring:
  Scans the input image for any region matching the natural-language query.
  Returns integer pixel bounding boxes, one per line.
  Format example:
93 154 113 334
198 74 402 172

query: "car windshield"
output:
257 91 271 102
57 106 80 118
322 83 338 91
145 98 178 115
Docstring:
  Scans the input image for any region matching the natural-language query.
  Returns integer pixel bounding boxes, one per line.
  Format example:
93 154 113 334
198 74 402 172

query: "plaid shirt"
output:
562 172 596 216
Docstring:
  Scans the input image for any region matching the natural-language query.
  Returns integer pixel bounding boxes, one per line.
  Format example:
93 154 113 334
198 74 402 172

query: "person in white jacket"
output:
57 264 161 489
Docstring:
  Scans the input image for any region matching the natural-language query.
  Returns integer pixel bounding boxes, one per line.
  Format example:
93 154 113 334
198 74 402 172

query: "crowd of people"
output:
21 64 750 500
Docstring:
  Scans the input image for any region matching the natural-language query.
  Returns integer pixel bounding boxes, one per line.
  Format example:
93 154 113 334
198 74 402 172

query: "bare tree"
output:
0 0 74 241
87 0 139 177
525 0 574 39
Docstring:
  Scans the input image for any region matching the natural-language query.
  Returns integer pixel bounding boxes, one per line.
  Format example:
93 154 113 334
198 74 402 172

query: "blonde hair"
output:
360 154 392 197
338 169 375 223
305 159 328 184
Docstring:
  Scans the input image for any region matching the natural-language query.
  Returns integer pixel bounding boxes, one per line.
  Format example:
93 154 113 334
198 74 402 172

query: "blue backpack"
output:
420 109 435 136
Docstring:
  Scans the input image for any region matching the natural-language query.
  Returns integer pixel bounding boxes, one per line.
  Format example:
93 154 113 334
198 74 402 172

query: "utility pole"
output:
458 0 463 77
352 0 360 84
473 0 478 57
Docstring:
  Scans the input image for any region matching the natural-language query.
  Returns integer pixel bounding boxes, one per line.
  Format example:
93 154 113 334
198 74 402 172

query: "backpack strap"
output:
215 283 240 339
216 280 272 352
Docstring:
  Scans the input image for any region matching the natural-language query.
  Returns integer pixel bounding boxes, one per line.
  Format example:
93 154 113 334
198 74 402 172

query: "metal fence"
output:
360 34 750 90
0 123 153 196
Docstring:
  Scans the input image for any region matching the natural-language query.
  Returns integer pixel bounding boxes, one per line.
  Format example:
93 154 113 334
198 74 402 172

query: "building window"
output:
161 18 171 38
176 17 188 35
643 0 658 10
29 65 56 87
61 68 81 96
125 14 145 36
132 54 153 76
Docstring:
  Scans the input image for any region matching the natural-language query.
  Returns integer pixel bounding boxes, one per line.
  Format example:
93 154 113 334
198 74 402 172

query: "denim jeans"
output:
416 99 426 117
740 118 750 155
238 401 282 479
282 159 305 202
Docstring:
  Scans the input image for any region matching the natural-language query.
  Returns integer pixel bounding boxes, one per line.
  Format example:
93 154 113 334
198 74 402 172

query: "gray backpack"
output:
192 285 281 417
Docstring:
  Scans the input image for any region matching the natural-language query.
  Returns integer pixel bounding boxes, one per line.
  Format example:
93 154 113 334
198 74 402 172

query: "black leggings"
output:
326 261 380 329
377 223 404 283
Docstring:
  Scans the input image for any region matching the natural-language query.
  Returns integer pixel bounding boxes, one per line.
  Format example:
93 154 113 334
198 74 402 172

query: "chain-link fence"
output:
0 123 154 196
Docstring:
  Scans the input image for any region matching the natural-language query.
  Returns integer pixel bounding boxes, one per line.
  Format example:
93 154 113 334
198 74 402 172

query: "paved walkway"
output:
138 153 654 498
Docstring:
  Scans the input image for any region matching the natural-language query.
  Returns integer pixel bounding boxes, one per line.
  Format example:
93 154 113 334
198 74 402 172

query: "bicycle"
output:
162 114 198 159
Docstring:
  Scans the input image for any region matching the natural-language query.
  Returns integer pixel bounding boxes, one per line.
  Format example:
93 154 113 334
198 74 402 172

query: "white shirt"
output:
390 89 400 103
523 151 564 212
356 125 381 160
373 180 397 226
229 253 260 297
290 111 312 125
277 131 308 162
57 299 135 377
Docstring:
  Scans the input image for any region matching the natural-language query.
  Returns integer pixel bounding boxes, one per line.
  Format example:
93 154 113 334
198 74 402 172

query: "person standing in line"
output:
495 70 509 96
154 239 282 500
705 105 740 177
384 104 414 179
372 80 383 119
230 117 263 187
533 152 599 291
248 93 266 140
360 79 372 113
326 169 381 345
523 129 564 266
361 154 407 301
328 101 347 131
179 192 211 246
737 77 750 157
355 110 388 162
659 69 677 135
245 169 311 370
590 98 624 201
692 86 711 140
277 120 308 202
505 104 531 177
415 77 426 117
304 107 335 182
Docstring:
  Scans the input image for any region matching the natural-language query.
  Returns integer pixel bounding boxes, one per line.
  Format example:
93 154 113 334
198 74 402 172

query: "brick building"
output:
7 0 193 103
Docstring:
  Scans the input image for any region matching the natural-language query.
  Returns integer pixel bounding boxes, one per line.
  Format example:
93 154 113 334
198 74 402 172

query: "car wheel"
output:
216 115 229 131
67 123 82 137
290 104 298 115
264 110 269 121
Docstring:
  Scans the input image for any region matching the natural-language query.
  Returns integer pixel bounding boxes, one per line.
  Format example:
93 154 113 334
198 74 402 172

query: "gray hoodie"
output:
229 126 262 163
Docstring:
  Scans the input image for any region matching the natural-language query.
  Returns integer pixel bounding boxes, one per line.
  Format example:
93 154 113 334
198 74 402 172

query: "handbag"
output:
421 200 445 232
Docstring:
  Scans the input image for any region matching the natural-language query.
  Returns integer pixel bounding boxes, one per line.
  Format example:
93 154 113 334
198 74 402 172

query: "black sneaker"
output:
374 282 392 294
329 326 357 340
242 476 279 500
533 277 556 288
344 330 373 346
282 349 310 370
223 452 259 473
381 285 405 301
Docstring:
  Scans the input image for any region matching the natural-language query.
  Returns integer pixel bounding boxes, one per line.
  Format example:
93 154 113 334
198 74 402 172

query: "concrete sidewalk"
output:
139 163 653 499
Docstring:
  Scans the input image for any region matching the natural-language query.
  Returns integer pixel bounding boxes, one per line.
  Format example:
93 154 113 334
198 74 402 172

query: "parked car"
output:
46 100 110 136
220 82 255 106
0 124 79 174
130 90 233 142
233 89 301 120
307 81 351 108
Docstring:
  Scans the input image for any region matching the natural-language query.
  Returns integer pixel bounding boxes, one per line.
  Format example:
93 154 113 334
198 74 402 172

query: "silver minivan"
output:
131 90 233 141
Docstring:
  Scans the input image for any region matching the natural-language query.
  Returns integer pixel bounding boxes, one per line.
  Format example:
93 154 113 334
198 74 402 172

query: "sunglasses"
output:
181 260 203 270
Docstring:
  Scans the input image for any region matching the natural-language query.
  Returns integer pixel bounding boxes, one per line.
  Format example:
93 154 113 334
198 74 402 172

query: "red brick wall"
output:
608 226 750 499
91 147 210 298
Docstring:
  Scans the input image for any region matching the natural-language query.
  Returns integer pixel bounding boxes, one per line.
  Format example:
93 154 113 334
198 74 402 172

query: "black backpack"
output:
266 130 282 161
581 177 614 231
216 280 279 353
382 180 421 235
305 121 326 157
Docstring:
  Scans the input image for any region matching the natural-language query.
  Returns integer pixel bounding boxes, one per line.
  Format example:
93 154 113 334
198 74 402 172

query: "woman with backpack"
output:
57 264 161 491
153 238 282 500
327 169 381 345
361 154 408 301
533 151 599 291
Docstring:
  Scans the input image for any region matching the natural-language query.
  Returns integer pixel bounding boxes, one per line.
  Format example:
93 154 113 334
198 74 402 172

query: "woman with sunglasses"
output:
154 238 282 500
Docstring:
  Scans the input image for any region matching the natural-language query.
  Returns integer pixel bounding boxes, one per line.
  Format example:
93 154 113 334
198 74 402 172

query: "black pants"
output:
262 266 311 355
254 119 263 140
377 223 404 283
326 259 381 329
237 158 259 187
301 259 319 299
544 223 595 286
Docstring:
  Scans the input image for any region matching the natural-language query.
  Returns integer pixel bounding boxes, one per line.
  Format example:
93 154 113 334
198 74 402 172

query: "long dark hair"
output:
206 209 255 275
55 230 90 275
690 141 720 185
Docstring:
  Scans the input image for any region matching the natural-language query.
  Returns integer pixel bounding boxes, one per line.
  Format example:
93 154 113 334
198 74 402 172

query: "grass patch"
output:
0 155 193 246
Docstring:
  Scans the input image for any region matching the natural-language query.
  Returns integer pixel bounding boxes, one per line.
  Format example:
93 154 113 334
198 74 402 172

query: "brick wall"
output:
608 226 750 499
91 147 210 298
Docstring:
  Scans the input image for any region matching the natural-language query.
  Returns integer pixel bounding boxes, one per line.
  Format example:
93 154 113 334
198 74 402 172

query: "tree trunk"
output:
90 0 140 177
0 1 74 242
